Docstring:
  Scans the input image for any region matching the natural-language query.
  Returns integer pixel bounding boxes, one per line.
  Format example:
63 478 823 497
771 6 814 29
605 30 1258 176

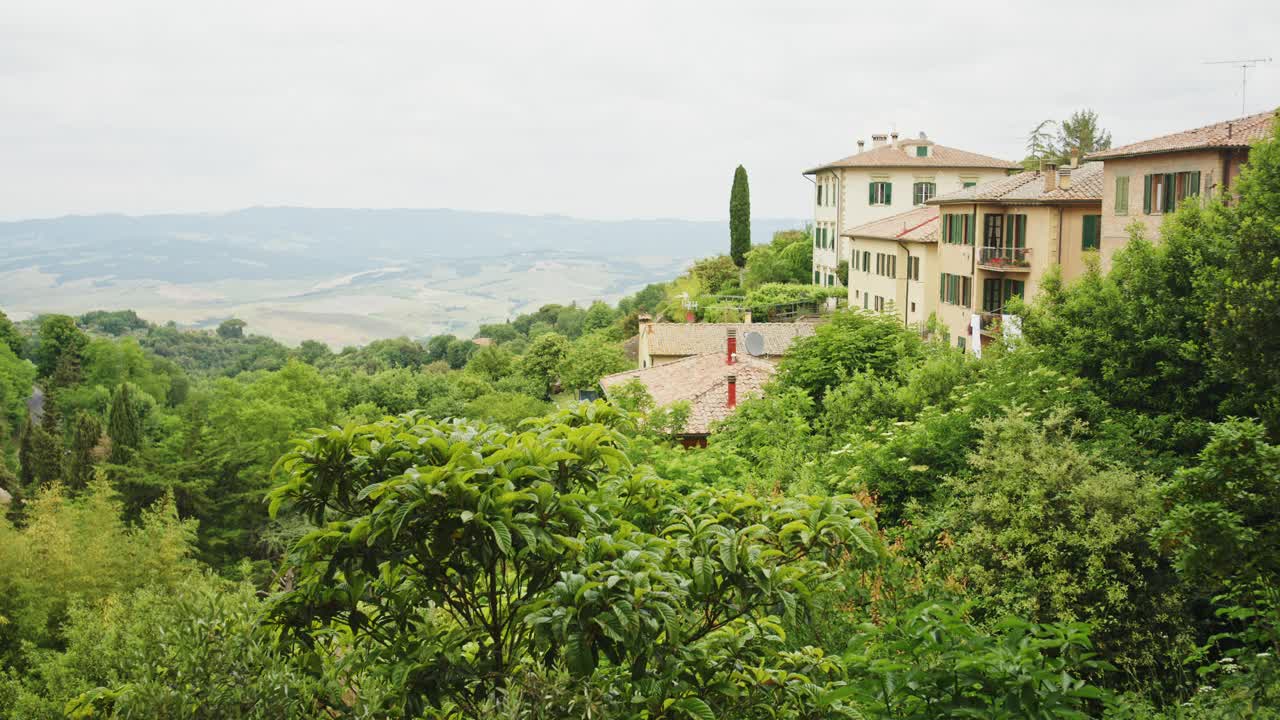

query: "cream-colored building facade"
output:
1087 110 1272 267
927 162 1103 353
842 206 939 328
804 132 1019 288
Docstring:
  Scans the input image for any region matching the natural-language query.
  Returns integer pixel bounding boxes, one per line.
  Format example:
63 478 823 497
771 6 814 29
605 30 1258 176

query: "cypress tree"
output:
17 416 36 487
68 410 103 490
729 165 751 268
108 383 142 463
30 421 62 487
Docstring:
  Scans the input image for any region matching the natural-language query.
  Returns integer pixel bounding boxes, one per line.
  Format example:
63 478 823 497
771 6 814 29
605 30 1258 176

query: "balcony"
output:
978 311 1003 336
977 246 1031 272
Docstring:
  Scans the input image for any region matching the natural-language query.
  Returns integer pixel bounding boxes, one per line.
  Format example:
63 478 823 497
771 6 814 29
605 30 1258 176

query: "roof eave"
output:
1086 144 1251 162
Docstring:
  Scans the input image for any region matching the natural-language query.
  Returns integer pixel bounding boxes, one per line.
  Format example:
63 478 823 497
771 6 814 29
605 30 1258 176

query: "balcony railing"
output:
978 246 1031 270
978 311 1002 335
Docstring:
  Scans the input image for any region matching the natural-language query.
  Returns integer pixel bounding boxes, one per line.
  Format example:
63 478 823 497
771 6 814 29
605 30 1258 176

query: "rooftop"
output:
929 162 1104 205
805 138 1020 175
841 206 940 243
599 353 775 435
1087 110 1276 161
643 321 816 358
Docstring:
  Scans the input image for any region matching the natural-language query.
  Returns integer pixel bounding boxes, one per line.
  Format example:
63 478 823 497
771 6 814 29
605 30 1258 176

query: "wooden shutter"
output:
1143 175 1152 214
1082 215 1098 250
885 183 892 205
1190 171 1201 196
868 183 876 204
1115 177 1128 214
1164 173 1176 212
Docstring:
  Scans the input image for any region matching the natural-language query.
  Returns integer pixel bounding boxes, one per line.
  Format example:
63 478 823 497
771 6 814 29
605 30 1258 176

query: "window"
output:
813 270 820 284
1115 176 1130 215
963 181 977 188
873 253 896 278
911 302 917 313
863 293 869 309
939 273 972 306
958 337 966 352
1143 171 1201 214
874 295 885 312
982 278 1025 313
1082 214 1101 251
916 145 928 157
817 184 823 206
827 273 835 286
983 214 1004 246
906 255 920 281
869 181 892 205
913 181 937 205
862 251 871 272
943 213 973 245
1006 214 1027 249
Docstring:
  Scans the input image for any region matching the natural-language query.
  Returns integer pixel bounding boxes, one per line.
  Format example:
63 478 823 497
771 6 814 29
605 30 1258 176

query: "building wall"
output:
933 200 1100 351
845 236 937 328
811 164 1011 288
1098 150 1228 268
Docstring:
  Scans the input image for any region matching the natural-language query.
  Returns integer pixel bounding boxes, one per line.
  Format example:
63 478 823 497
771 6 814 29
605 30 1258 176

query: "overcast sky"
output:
3 0 1278 222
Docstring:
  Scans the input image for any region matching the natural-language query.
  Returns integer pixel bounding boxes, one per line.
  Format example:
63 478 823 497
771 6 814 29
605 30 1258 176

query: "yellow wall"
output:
1098 150 1228 268
845 236 937 328
933 200 1100 351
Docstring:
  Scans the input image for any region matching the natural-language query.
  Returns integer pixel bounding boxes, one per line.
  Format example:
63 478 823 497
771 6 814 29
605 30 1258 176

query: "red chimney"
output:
726 328 737 365
727 374 737 408
685 310 696 323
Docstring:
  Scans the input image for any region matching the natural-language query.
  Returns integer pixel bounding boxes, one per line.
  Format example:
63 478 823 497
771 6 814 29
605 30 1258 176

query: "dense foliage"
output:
1 117 1279 719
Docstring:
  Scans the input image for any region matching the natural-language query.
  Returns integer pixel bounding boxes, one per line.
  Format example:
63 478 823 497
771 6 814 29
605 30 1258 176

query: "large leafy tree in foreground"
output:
268 403 880 717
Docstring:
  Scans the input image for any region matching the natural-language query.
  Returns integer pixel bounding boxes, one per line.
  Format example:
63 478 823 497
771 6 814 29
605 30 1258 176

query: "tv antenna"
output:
1203 57 1272 114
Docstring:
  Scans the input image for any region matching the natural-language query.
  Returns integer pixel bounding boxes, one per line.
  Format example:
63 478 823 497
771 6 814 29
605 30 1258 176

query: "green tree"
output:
742 229 814 288
556 332 628 392
690 255 740 294
67 411 103 491
107 383 142 463
0 308 23 356
465 344 514 382
216 318 247 339
0 340 36 436
934 410 1186 677
267 406 879 716
33 314 88 378
1057 108 1112 159
520 332 571 399
581 301 619 334
730 164 751 268
777 310 922 403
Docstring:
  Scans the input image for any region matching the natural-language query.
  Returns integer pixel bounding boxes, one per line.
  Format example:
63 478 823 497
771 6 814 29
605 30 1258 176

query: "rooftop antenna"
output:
1203 57 1272 114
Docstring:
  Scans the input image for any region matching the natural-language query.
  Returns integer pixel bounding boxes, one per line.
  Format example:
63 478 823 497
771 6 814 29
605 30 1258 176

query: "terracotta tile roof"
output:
841 206 940 243
599 353 775 435
1087 110 1276 160
929 162 1103 205
644 322 816 358
805 141 1020 174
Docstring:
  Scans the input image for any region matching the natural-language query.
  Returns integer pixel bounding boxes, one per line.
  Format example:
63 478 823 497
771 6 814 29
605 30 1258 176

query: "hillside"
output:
0 207 803 346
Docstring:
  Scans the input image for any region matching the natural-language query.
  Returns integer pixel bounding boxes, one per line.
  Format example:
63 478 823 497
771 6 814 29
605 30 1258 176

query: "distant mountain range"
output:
0 207 804 346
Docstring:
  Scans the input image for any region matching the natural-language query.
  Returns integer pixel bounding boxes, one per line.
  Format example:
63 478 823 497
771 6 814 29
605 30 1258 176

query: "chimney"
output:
1069 151 1079 168
919 131 928 140
685 310 696 323
1057 167 1072 190
726 328 737 364
1042 163 1059 193
726 374 737 408
743 310 752 324
857 139 865 152
871 133 888 149
637 313 652 324
890 131 899 145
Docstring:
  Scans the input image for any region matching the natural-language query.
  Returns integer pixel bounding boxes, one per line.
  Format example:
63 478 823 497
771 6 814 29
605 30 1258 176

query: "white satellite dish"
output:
743 331 766 356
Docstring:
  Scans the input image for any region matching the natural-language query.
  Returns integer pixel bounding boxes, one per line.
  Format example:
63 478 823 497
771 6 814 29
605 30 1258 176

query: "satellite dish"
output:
743 331 766 356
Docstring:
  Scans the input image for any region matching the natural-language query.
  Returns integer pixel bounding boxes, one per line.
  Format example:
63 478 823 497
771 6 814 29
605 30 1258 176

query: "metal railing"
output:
978 246 1031 268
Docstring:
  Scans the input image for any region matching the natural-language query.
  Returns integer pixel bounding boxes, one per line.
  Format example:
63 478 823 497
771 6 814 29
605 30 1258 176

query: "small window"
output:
869 181 892 205
916 145 928 157
1115 176 1130 215
911 302 917 313
817 184 823 206
1082 214 1101 251
963 181 977 188
958 337 966 352
913 181 937 205
813 270 820 284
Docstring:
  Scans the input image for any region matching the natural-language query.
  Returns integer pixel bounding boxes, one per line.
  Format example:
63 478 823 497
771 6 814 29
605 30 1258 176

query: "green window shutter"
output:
1190 171 1201 196
885 183 892 205
1082 215 1095 250
869 183 876 204
1115 177 1128 214
1018 216 1027 248
1143 175 1152 214
1164 173 1176 212
916 145 928 157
